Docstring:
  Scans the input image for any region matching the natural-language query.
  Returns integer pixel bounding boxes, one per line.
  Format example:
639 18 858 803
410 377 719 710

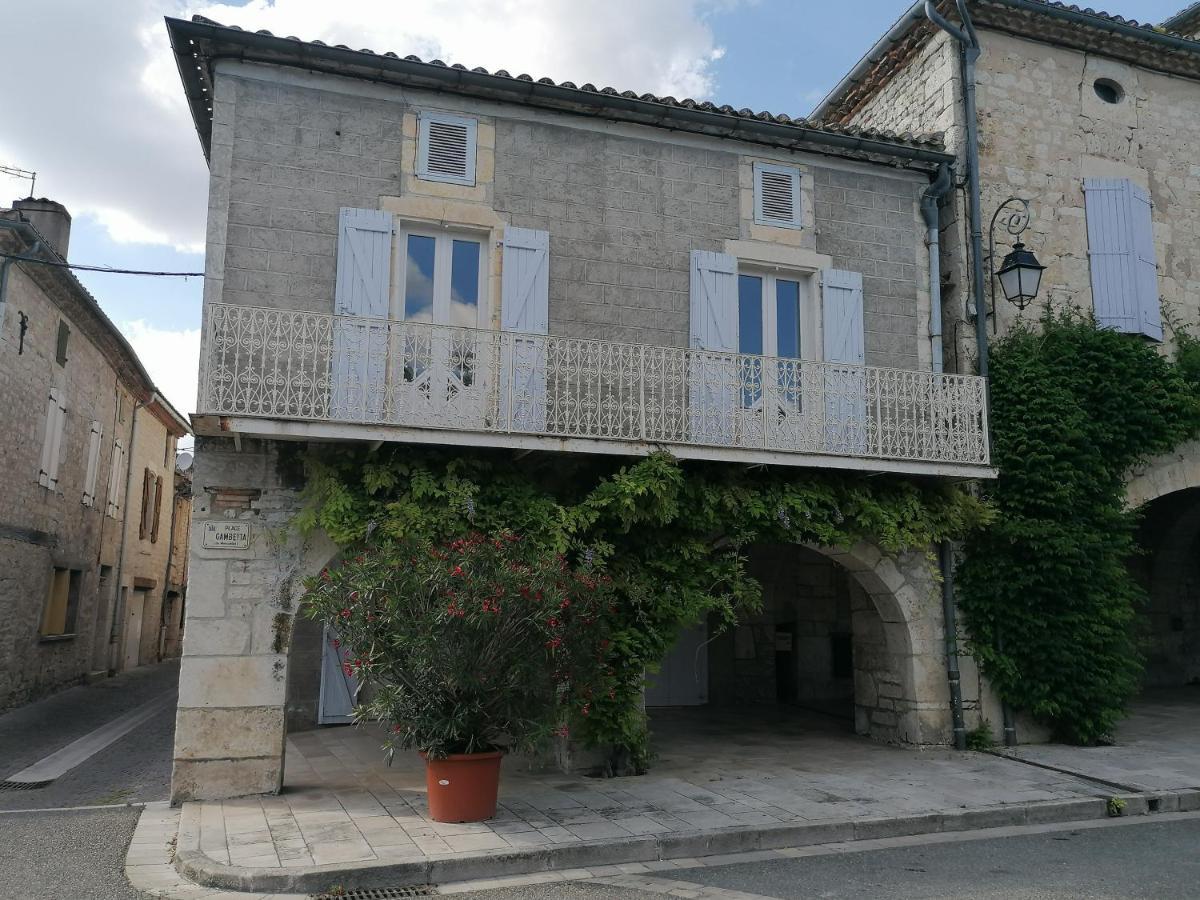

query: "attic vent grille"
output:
753 162 802 228
417 113 477 186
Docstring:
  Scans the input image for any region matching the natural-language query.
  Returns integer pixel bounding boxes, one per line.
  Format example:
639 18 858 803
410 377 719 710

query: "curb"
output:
173 788 1200 893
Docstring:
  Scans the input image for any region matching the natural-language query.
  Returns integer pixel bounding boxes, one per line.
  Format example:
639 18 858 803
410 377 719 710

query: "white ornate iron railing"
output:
200 304 990 468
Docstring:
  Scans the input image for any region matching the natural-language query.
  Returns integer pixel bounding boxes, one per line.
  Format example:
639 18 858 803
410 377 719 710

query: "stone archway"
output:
1127 440 1200 509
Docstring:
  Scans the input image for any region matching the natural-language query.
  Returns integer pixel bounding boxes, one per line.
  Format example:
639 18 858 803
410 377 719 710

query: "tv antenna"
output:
0 165 37 197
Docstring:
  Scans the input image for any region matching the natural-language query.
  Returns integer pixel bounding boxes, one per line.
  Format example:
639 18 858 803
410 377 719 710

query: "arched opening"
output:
645 541 946 755
1131 487 1200 691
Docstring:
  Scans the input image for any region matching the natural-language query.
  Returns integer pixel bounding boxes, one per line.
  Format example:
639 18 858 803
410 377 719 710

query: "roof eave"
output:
165 16 950 170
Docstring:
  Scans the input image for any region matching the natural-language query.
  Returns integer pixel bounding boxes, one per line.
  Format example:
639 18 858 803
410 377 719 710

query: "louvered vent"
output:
418 113 476 185
754 163 801 228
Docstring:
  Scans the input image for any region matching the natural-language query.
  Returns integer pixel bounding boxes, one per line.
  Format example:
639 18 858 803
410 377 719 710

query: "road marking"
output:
2 692 174 785
0 801 149 815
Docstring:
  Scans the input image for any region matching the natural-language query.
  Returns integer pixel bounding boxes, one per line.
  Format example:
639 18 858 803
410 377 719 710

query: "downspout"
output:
924 162 967 751
109 399 144 672
926 0 1017 747
159 466 179 661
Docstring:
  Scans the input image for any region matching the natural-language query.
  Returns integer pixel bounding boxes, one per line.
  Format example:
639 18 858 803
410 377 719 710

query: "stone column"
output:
170 437 328 803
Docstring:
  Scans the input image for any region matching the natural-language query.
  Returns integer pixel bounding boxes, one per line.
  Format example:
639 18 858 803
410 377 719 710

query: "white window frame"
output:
753 162 804 229
416 111 479 187
394 227 490 328
737 266 820 361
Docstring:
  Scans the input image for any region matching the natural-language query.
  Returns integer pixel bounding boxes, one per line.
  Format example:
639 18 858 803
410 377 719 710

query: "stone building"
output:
0 200 191 710
813 0 1200 728
165 15 995 801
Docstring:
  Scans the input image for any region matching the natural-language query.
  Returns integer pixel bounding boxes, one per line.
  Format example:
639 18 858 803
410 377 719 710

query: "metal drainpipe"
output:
109 399 144 672
923 162 967 750
926 0 1017 747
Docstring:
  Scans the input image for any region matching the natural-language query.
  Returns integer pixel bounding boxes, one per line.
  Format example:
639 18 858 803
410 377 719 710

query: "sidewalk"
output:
160 707 1200 894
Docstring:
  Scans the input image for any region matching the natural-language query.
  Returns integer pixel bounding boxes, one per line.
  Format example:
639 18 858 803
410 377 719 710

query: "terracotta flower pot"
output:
422 751 503 823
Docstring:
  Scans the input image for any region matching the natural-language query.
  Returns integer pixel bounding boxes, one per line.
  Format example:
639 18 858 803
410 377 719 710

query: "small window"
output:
55 320 70 366
416 112 478 186
116 391 125 424
41 567 81 637
753 162 803 228
1094 78 1124 104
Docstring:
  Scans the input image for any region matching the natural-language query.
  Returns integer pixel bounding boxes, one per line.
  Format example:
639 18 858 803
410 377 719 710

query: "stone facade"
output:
173 39 968 801
0 208 189 710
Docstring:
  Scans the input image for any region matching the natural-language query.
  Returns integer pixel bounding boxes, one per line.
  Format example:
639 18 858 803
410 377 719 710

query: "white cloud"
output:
0 0 734 253
119 319 201 418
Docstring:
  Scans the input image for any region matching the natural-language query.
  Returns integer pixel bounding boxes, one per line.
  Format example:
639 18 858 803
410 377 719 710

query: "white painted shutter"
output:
38 388 67 489
501 226 550 431
822 269 868 455
689 250 739 445
332 207 393 421
417 113 477 186
106 439 126 518
1084 178 1162 340
82 421 103 507
754 162 802 228
318 625 358 725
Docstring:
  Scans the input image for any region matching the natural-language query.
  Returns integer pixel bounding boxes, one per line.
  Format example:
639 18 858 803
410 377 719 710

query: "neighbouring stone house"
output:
0 199 191 711
165 15 998 802
813 0 1200 726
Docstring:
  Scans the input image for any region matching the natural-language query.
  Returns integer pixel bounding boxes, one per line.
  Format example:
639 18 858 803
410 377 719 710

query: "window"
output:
1083 178 1162 340
41 567 81 638
753 162 803 228
139 468 161 541
116 390 125 424
55 320 70 366
106 439 126 518
82 421 103 507
38 388 67 490
736 270 813 408
416 112 478 186
1094 78 1124 104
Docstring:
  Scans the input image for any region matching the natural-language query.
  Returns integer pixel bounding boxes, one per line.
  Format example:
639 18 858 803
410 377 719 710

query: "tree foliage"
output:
957 310 1200 744
297 447 986 771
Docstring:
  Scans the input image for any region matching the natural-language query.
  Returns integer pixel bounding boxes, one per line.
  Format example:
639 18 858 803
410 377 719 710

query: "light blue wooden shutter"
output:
822 269 867 455
689 250 739 445
753 162 802 228
332 208 393 420
1084 178 1162 340
416 112 478 186
501 227 550 431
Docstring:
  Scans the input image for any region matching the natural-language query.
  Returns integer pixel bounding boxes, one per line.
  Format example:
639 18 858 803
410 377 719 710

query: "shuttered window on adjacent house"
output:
1083 178 1163 341
105 439 126 519
38 388 67 489
416 112 477 186
82 421 103 507
753 162 803 229
139 468 156 540
150 475 164 544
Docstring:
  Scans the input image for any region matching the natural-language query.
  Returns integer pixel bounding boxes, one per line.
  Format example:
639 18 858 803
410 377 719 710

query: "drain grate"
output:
313 887 437 899
0 781 51 792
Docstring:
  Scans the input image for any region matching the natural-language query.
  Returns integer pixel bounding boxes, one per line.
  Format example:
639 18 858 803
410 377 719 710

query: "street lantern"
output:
995 242 1045 310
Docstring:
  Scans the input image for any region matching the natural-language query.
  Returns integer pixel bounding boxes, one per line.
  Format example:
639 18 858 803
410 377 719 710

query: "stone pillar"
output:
170 437 329 803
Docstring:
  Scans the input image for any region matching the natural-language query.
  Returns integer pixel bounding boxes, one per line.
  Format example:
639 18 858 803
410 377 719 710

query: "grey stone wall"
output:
0 259 127 709
211 68 929 370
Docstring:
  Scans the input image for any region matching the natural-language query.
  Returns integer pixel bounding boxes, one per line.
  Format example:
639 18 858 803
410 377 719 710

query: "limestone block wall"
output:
206 62 933 374
171 437 333 803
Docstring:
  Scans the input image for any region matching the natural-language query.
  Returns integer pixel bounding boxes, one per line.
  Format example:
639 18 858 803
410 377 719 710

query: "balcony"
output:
195 303 993 478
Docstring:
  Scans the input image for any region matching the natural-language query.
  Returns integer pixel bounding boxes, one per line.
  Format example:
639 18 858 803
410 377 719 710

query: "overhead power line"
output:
0 252 205 278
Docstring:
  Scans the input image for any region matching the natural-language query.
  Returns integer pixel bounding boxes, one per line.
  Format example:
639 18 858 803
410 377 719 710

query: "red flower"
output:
450 565 464 578
342 664 353 677
340 609 351 618
554 724 569 738
332 639 340 649
559 598 571 609
581 703 591 717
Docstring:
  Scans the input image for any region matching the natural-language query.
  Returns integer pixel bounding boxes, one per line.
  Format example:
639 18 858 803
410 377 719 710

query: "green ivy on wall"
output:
296 448 986 772
957 310 1200 745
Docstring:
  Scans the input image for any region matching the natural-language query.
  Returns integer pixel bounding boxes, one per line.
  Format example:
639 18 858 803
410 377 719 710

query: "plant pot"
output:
422 751 503 822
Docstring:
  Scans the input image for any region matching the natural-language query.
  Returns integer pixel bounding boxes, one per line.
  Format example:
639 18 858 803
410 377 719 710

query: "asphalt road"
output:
0 662 178 899
463 815 1200 899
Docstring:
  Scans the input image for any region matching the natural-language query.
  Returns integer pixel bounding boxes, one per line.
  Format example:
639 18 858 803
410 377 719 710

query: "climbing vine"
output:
296 448 986 771
957 310 1200 745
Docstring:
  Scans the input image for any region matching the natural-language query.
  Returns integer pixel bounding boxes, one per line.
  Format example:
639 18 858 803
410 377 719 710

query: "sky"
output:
0 0 1186 417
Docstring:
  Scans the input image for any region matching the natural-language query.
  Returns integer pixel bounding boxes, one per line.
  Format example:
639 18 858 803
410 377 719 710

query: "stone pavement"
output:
164 707 1200 893
1004 688 1200 791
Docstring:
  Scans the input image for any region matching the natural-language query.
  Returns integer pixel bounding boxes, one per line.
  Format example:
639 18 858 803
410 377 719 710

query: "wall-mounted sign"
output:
202 521 250 550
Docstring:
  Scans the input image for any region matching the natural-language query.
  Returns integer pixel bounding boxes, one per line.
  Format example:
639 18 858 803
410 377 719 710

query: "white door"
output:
396 230 489 428
318 625 358 725
645 623 708 707
122 589 146 671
